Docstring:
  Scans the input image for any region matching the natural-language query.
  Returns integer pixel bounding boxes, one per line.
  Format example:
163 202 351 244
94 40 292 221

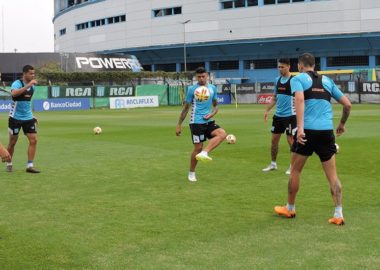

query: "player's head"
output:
277 58 290 76
298 53 315 72
195 67 209 85
22 65 35 81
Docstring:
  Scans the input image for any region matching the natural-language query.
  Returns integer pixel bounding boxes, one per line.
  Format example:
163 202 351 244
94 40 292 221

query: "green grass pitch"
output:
0 104 379 269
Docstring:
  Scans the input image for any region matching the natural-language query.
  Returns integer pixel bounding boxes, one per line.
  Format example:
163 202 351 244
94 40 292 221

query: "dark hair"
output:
23 65 34 73
298 53 315 67
278 58 290 65
195 67 207 74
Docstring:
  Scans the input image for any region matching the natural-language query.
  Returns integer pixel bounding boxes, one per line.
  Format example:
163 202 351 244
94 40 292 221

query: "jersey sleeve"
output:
290 75 304 93
328 78 344 101
185 86 194 103
11 80 22 92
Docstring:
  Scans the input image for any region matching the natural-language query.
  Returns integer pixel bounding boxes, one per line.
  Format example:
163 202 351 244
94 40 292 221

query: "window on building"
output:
210 60 239 70
173 7 182 14
153 7 182 17
76 14 125 31
181 62 206 71
142 65 152 71
264 0 276 5
376 56 380 66
235 0 246 8
292 0 305 2
156 63 177 72
247 0 259 6
327 56 369 67
59 28 66 36
222 1 233 9
244 59 277 69
277 0 291 3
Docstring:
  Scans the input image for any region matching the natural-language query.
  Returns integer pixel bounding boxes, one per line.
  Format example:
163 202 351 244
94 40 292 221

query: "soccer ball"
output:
93 126 102 135
226 134 236 144
335 143 339 154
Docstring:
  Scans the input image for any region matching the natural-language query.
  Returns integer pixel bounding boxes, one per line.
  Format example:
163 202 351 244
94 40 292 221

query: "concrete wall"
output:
54 0 380 53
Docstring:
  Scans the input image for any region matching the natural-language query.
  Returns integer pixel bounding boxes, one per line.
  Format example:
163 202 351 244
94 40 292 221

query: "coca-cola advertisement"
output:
257 94 274 104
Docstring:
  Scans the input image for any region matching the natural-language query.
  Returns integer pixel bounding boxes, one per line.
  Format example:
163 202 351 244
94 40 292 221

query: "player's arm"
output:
264 96 276 122
176 102 191 136
11 80 37 98
291 77 306 145
204 99 218 120
336 95 352 136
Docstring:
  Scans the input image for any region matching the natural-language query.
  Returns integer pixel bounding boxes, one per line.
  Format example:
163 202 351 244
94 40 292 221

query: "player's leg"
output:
321 156 344 225
284 116 297 175
24 119 40 173
202 128 227 153
196 122 226 162
6 118 21 172
262 133 281 172
189 143 203 182
317 132 343 225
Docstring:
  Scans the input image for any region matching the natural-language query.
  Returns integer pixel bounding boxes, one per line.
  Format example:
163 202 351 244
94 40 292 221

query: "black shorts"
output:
271 115 297 136
8 117 37 135
291 129 337 162
189 121 221 144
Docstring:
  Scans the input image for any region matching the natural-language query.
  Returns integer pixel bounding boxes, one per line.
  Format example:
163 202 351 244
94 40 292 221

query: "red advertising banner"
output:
257 94 274 104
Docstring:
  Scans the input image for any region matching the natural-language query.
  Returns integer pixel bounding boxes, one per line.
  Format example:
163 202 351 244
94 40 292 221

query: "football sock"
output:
334 206 343 218
200 151 208 156
27 161 33 168
6 162 12 166
271 161 277 166
287 203 295 212
188 171 195 177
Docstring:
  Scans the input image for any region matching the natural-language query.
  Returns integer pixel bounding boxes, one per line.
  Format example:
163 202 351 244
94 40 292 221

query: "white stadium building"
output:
53 0 380 82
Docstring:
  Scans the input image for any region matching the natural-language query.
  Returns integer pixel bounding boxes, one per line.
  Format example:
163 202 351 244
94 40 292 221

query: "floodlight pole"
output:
180 20 191 73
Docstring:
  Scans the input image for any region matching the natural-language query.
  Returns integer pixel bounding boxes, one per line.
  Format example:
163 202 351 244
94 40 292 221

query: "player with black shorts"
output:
6 65 40 173
263 58 296 175
176 67 227 182
274 53 352 225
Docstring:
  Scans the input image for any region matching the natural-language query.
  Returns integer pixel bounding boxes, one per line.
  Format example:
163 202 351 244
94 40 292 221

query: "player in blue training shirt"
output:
6 65 40 173
176 67 227 182
274 53 352 225
263 58 296 175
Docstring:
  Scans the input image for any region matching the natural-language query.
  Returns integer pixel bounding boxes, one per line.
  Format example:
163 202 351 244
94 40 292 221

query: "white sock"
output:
6 162 12 166
188 171 195 177
334 206 343 218
200 151 208 156
287 203 295 212
271 161 277 166
27 162 33 168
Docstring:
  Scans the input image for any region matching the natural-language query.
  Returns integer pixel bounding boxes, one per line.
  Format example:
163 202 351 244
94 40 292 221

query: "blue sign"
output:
0 100 12 113
33 98 91 112
217 94 231 105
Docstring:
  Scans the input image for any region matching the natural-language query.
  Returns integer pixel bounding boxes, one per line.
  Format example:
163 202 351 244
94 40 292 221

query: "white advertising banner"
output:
110 96 159 109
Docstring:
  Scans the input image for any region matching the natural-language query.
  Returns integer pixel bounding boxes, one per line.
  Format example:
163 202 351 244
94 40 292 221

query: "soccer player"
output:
274 53 351 225
176 67 227 182
263 58 296 175
6 65 40 173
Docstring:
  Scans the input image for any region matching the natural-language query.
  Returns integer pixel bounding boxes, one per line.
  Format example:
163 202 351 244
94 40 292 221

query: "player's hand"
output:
176 125 182 136
28 79 38 88
336 123 345 136
297 128 307 145
0 146 11 163
203 114 213 120
264 111 269 122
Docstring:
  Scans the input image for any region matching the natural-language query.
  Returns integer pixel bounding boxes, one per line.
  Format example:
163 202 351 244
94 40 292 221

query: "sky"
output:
0 0 54 53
